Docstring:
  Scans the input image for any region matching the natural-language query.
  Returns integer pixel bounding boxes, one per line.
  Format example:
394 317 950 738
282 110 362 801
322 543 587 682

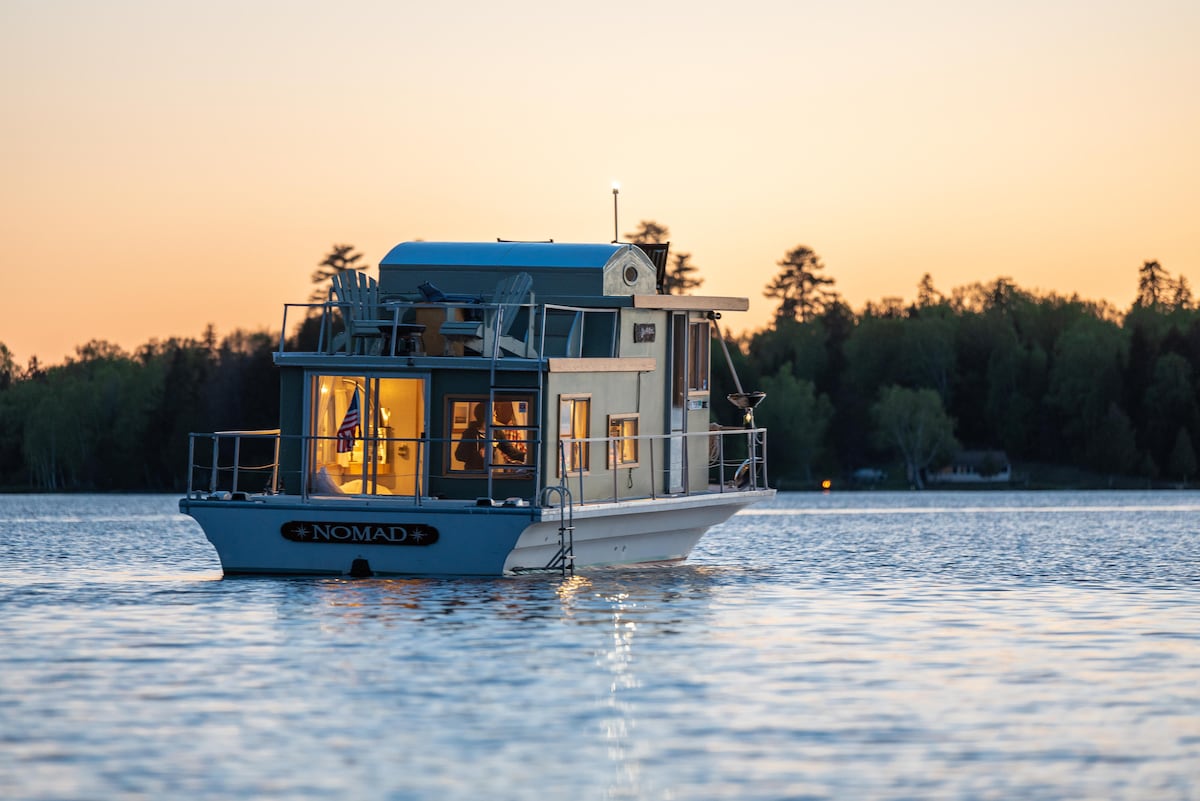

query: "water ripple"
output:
1 492 1198 800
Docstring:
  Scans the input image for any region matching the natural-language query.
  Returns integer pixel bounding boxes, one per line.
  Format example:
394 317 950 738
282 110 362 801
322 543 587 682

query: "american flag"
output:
337 390 360 453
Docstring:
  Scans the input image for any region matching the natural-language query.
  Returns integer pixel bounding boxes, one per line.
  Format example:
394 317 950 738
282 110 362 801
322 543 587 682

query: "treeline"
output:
1 240 1196 491
709 256 1200 487
0 330 281 491
0 244 347 492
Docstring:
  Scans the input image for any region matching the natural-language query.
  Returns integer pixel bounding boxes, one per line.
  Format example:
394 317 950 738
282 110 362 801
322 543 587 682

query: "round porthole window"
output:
623 265 639 285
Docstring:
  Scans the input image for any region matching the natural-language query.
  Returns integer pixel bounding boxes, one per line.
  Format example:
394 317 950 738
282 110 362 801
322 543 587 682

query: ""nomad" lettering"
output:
280 521 439 546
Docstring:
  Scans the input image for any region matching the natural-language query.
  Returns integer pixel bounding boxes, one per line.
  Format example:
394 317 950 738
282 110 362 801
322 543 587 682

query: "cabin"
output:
259 241 759 506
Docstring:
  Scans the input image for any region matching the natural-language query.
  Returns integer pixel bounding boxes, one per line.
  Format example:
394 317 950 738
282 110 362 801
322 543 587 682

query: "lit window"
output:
447 395 534 476
558 395 590 474
607 414 639 468
308 375 425 496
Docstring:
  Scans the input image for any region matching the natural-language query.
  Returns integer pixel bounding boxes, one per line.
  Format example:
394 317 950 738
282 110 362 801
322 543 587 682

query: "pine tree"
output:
764 245 836 323
663 252 703 294
1136 260 1169 308
309 244 366 303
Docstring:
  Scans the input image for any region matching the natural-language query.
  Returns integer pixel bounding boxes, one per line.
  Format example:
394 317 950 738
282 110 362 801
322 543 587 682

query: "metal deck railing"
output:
185 426 769 505
274 299 620 360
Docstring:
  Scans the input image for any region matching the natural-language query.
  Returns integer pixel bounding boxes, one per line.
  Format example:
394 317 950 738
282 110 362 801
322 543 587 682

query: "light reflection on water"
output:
0 492 1197 800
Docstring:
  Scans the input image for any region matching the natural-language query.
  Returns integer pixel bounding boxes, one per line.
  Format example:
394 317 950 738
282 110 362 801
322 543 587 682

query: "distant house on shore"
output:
929 450 1011 484
851 467 886 484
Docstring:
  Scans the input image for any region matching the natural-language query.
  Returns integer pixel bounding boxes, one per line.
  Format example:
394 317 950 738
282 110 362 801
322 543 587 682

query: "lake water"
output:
1 491 1197 800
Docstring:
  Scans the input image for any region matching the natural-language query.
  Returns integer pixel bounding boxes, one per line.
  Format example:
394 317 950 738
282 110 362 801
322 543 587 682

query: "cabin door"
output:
668 313 687 493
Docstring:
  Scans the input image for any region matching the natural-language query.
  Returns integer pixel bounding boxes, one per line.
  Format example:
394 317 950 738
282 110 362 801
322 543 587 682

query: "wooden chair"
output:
481 272 536 357
330 271 390 355
437 272 537 358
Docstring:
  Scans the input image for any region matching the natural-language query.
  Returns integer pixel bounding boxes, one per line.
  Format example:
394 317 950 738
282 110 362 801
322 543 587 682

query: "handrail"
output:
185 429 282 497
557 426 768 503
185 426 768 505
276 299 622 360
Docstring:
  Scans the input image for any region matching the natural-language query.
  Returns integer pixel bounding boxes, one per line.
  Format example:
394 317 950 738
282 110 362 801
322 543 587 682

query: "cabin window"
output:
607 414 639 468
446 395 534 476
308 375 425 496
542 306 620 358
558 395 591 475
687 320 710 394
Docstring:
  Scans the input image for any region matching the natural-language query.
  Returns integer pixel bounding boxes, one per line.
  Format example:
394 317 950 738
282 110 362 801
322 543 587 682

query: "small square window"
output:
447 395 534 476
607 414 639 468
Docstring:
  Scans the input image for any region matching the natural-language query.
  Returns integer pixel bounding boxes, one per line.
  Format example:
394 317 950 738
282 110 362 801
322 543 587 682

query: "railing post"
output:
209 436 219 493
573 442 584 504
718 429 726 492
232 436 242 494
649 433 656 500
686 424 696 494
300 435 310 501
415 438 423 506
278 307 288 356
611 440 618 502
759 428 768 488
271 434 280 494
187 435 195 495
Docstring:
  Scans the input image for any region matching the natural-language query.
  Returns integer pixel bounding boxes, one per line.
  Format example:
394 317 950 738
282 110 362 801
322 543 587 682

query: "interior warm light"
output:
821 479 832 490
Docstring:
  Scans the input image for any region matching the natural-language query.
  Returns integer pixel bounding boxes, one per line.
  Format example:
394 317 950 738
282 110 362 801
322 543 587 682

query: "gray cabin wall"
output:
542 307 672 502
543 368 660 502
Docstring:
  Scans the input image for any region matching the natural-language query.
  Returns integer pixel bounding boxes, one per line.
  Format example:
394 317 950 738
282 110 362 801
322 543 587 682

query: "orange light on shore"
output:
821 479 832 491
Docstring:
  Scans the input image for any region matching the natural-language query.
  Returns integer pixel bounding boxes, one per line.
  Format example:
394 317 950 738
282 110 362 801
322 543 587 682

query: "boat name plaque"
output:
281 521 439 546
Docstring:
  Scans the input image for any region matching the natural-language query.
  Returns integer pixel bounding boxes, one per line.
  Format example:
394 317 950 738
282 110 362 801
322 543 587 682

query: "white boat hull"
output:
503 491 772 572
180 489 773 577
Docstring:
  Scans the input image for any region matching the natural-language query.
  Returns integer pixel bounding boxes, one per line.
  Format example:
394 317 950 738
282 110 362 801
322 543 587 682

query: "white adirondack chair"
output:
330 271 389 355
439 272 536 358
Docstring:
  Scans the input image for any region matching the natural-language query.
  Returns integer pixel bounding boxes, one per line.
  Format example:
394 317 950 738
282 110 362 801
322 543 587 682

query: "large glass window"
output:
607 414 639 468
558 395 591 475
446 395 534 476
309 375 425 496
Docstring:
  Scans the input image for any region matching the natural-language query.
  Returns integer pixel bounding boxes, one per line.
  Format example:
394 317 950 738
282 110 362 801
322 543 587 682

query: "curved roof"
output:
380 241 635 270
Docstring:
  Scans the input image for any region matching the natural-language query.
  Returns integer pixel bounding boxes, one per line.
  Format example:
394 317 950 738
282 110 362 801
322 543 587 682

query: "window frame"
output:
305 373 426 496
444 394 535 477
687 319 711 396
606 413 640 469
558 394 591 476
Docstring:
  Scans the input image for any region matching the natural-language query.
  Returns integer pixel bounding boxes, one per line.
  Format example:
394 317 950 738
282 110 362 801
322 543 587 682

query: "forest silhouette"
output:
1 241 1195 492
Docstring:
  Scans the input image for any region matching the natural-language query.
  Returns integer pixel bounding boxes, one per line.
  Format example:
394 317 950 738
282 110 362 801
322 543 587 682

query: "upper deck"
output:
274 241 748 364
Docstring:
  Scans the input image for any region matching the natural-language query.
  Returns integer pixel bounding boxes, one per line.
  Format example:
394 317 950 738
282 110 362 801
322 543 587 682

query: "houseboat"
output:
179 241 773 576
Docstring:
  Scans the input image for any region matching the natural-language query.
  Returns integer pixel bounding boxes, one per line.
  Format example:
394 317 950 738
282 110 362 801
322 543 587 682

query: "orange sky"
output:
2 0 1197 366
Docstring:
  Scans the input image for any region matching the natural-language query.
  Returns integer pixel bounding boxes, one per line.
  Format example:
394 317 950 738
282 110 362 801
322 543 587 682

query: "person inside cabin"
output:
455 401 528 472
492 401 527 466
455 403 487 471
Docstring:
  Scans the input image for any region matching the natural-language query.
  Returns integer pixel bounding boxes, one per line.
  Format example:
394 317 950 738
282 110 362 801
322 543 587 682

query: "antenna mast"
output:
611 181 620 243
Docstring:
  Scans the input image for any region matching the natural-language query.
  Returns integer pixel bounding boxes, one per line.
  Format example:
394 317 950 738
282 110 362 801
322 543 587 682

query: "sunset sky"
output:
2 0 1197 366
